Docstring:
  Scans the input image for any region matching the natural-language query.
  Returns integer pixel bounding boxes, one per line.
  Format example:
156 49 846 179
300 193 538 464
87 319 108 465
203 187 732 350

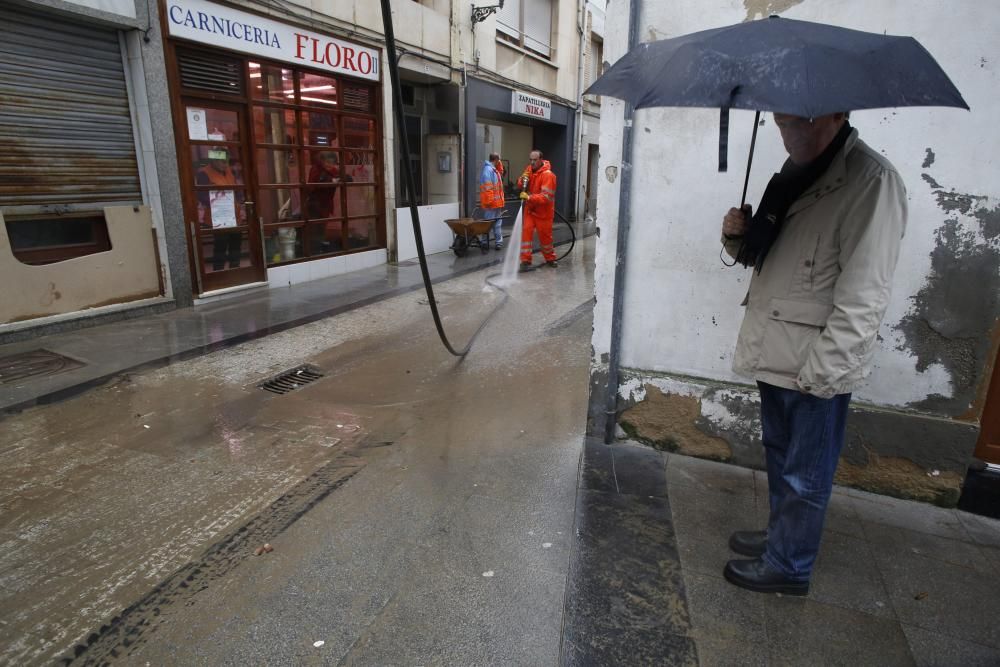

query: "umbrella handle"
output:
740 111 761 208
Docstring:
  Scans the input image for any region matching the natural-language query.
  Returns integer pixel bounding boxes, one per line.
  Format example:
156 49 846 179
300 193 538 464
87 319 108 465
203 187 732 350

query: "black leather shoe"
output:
723 558 809 596
729 530 767 557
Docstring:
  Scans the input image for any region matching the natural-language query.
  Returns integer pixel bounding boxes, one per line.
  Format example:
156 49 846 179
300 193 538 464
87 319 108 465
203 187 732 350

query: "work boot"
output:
545 259 559 268
723 558 809 596
728 530 767 558
495 244 503 250
519 261 532 271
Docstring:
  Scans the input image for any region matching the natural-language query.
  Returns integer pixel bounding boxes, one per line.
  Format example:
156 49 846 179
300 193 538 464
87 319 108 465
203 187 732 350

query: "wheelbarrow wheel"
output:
452 235 468 257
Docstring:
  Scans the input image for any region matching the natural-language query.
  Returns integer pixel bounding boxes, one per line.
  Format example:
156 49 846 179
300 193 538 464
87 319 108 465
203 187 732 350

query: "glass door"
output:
182 100 265 293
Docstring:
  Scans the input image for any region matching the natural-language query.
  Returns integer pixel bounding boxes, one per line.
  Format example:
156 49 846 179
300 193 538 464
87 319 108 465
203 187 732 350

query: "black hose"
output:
379 0 480 357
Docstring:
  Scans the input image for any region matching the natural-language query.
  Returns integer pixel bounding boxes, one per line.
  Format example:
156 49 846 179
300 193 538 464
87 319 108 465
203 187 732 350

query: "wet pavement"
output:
4 232 1000 665
1 239 595 664
0 218 582 415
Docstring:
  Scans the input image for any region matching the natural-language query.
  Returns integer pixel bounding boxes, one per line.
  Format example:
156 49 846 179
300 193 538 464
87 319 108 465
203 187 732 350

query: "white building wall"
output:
593 0 1000 414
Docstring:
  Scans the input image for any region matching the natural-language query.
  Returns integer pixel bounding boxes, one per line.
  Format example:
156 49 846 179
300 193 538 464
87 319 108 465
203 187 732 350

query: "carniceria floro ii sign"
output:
167 0 379 81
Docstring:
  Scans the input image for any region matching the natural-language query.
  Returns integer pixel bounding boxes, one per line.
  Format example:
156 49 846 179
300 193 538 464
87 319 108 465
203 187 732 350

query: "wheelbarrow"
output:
444 218 492 256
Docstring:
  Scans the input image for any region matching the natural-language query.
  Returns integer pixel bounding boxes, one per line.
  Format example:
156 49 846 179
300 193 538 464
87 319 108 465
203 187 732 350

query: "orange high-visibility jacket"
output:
525 160 556 220
478 161 505 209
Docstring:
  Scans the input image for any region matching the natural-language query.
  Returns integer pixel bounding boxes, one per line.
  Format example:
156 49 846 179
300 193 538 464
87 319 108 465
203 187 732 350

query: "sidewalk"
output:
0 221 581 416
563 438 1000 665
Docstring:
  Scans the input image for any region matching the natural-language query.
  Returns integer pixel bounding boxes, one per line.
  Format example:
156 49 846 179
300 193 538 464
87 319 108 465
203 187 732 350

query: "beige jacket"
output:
725 128 907 399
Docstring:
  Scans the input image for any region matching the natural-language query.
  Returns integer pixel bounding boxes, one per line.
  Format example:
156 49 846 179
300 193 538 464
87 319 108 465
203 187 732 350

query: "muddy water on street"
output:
1 238 596 664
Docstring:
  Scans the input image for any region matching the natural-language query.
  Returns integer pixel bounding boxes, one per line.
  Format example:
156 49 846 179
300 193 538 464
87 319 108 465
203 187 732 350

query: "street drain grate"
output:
258 364 324 395
0 349 85 384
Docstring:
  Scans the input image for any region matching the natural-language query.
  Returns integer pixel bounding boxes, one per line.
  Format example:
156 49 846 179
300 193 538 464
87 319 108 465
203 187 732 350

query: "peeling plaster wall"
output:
589 0 999 501
591 0 1000 420
616 371 978 504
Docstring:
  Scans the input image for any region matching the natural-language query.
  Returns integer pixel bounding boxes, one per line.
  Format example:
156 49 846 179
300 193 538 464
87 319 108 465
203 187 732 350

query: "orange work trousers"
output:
520 211 556 263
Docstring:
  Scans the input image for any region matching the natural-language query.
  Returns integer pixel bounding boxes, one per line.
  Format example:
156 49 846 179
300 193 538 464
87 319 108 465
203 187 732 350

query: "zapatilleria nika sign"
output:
511 91 552 120
167 0 379 81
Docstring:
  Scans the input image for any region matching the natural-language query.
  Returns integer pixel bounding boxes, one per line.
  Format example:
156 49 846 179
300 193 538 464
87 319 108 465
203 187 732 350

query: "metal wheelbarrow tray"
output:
444 218 493 256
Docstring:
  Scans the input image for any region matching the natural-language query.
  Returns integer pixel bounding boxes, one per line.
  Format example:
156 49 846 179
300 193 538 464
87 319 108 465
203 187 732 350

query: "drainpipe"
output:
573 0 588 222
603 0 640 444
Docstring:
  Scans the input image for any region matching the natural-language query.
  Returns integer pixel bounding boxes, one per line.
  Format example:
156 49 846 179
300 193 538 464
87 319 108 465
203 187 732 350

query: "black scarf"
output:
735 121 853 272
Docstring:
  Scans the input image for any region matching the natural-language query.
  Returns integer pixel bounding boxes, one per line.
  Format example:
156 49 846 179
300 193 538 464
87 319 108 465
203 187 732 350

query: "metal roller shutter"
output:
0 5 141 214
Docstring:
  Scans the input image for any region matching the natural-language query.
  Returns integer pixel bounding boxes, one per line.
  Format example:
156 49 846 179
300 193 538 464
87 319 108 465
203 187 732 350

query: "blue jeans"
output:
758 381 851 580
482 207 503 246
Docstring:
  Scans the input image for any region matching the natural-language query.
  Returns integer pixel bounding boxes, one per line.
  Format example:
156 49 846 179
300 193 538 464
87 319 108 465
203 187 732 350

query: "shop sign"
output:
167 0 379 81
511 90 551 120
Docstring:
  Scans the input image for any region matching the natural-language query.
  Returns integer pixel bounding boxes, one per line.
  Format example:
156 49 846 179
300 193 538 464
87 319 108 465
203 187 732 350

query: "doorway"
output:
181 100 265 293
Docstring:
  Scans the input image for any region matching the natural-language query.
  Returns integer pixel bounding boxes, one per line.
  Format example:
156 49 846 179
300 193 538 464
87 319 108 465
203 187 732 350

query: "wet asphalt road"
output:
1 239 596 665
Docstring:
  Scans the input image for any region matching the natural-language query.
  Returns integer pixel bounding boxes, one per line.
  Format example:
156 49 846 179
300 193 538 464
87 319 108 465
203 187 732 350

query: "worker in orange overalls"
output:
518 149 558 269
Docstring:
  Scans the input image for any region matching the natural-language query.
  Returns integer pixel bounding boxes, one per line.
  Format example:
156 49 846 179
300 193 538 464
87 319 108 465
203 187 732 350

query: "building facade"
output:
589 0 1000 505
1 0 602 337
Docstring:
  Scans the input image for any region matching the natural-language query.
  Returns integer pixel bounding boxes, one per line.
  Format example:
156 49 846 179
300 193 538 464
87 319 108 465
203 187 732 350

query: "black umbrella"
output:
585 15 969 202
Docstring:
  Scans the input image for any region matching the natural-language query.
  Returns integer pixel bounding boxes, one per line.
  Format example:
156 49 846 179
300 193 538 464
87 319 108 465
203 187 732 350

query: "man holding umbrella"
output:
719 112 907 595
585 14 967 596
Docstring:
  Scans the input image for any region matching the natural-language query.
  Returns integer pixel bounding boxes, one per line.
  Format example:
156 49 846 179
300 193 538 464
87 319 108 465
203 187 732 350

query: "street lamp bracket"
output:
471 0 504 25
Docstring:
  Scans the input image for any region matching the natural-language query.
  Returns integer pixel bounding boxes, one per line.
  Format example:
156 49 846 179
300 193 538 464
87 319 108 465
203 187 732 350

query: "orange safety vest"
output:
478 160 505 209
524 160 556 220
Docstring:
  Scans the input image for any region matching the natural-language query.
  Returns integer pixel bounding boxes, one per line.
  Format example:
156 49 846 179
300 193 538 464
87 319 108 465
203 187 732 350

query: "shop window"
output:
187 108 242 144
6 214 112 265
251 62 295 103
190 145 244 185
200 229 249 273
298 71 338 107
241 59 380 265
497 0 553 59
258 188 302 224
256 149 300 185
254 107 297 145
263 225 305 263
345 185 377 218
191 144 247 229
343 151 376 183
302 111 339 147
343 118 376 149
347 217 377 249
306 220 344 256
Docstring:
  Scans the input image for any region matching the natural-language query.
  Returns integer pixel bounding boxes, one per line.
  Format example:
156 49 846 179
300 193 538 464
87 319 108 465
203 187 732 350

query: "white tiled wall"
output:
266 249 388 288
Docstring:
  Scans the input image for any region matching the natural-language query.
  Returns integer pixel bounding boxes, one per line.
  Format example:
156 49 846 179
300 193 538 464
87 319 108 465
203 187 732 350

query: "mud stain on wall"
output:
895 173 1000 416
836 456 963 507
619 384 732 461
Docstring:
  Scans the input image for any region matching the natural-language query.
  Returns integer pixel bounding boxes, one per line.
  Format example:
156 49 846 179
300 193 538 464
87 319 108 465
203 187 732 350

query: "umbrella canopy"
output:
585 15 969 117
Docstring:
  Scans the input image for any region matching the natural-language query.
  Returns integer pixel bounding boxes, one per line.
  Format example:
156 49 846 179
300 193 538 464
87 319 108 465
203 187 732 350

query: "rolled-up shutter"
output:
0 5 141 214
496 0 520 41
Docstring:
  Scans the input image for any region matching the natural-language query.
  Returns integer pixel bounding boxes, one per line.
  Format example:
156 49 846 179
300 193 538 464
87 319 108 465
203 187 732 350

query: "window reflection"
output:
201 229 249 272
258 188 301 224
264 225 304 263
256 149 299 185
343 151 375 183
298 71 338 107
307 221 343 255
342 117 375 149
254 107 296 144
251 62 294 102
303 111 338 147
347 218 376 249
345 185 376 217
